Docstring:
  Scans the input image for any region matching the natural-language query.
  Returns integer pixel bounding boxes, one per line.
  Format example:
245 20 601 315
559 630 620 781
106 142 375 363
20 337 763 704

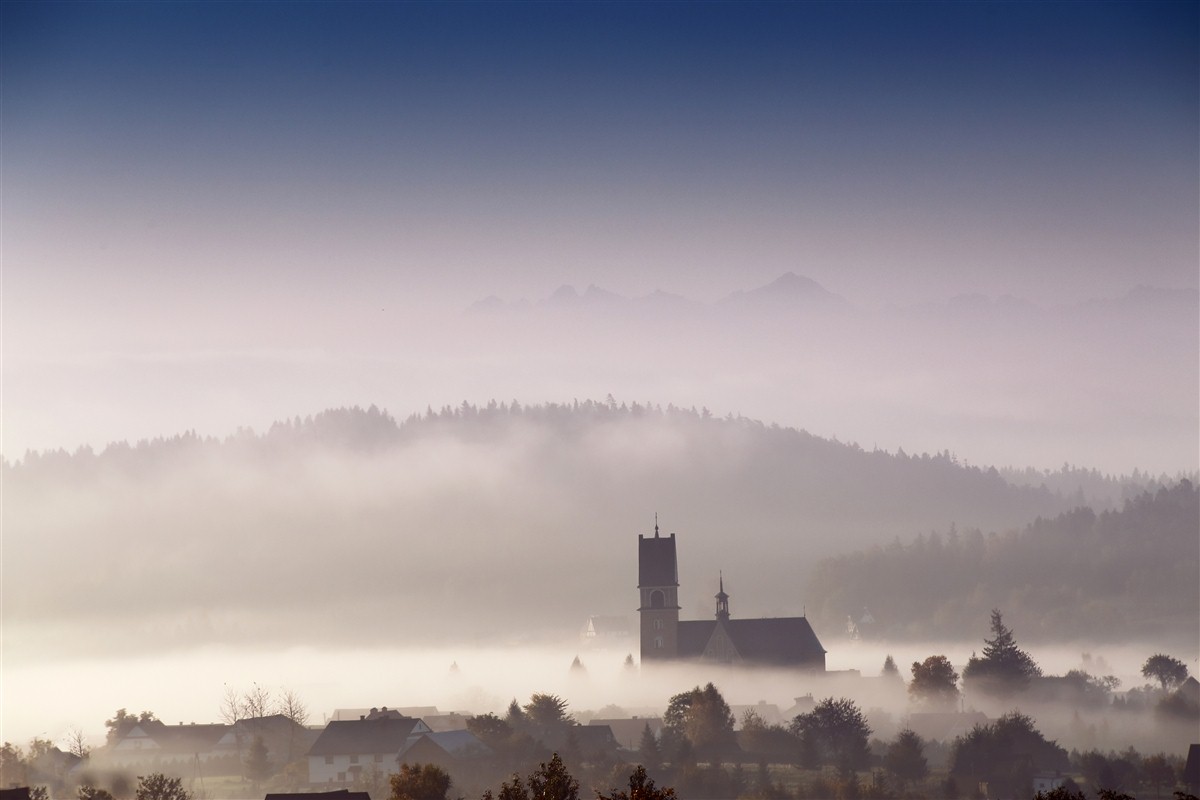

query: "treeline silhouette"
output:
807 480 1199 645
11 400 1171 510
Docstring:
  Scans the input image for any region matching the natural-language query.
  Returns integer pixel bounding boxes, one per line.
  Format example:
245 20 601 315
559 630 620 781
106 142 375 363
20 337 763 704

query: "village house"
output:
306 716 430 785
107 720 230 765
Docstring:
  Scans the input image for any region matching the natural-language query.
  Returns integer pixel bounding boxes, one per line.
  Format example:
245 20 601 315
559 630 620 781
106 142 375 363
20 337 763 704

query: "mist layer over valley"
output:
7 403 1195 659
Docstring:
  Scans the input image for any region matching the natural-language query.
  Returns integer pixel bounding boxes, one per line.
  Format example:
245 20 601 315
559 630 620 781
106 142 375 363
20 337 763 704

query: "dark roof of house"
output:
307 718 425 757
1184 743 1199 786
397 731 490 760
0 789 32 800
638 533 677 587
265 791 371 800
589 718 662 750
134 722 230 754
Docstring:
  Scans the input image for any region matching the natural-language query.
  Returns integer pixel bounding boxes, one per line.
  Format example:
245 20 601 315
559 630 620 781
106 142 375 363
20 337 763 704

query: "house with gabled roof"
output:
638 524 826 669
108 721 230 764
538 725 620 762
307 716 430 785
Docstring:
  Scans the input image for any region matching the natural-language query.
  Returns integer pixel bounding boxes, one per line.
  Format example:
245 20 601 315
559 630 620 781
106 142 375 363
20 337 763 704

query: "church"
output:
638 523 826 670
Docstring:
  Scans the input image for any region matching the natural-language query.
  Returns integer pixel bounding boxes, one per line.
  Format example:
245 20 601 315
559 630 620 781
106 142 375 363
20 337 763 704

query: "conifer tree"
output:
962 610 1041 696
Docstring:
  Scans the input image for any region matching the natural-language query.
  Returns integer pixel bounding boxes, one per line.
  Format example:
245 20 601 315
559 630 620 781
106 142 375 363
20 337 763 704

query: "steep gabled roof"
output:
125 723 229 755
397 731 490 761
723 617 826 665
589 718 662 750
308 718 427 757
266 792 371 800
677 620 716 657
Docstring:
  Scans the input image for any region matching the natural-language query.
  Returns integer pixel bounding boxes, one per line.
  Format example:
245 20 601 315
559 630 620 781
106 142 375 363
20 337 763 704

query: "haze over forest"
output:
3 0 1198 764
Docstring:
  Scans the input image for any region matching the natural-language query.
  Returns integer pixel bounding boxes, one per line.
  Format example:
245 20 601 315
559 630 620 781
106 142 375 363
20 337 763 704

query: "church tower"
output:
638 517 680 660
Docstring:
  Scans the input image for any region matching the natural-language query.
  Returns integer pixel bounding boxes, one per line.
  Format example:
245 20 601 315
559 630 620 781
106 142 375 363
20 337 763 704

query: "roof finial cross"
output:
654 512 659 537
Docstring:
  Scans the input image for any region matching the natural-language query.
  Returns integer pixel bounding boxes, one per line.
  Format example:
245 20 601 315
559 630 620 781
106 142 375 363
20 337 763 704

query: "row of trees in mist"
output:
7 656 1198 800
806 480 1199 643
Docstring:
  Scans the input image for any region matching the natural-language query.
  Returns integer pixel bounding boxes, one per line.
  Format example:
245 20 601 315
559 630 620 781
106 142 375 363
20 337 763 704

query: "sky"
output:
5 0 1199 470
2 2 1198 456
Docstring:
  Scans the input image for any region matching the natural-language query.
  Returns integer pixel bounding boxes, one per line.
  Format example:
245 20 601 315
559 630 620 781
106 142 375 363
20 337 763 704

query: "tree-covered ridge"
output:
7 401 1187 651
806 480 1199 645
9 400 1174 507
997 463 1193 511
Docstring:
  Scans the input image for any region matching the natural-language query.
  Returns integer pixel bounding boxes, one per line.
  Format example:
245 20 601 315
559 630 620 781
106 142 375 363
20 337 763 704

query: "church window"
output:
655 636 663 649
650 589 665 608
654 619 663 630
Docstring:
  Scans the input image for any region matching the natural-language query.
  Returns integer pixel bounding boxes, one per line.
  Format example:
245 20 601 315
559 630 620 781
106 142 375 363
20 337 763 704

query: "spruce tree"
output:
963 609 1041 696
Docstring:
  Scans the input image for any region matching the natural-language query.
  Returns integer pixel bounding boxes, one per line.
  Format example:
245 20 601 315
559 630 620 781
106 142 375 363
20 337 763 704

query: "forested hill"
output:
806 480 1199 647
5 402 1176 653
12 401 1168 508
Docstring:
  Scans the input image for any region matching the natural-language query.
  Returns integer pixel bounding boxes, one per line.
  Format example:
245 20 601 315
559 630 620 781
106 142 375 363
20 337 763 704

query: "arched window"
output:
654 636 663 649
654 619 663 630
650 589 665 609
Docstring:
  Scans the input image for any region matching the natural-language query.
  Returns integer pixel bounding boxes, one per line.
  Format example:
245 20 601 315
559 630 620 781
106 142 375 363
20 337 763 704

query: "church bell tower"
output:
638 516 680 660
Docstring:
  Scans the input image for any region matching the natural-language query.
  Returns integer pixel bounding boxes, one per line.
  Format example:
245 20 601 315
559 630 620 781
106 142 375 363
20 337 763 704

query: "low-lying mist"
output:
5 404 1120 660
10 638 1194 757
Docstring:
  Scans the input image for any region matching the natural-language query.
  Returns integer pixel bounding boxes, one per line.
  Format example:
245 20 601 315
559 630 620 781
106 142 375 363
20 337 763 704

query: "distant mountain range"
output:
468 272 1197 317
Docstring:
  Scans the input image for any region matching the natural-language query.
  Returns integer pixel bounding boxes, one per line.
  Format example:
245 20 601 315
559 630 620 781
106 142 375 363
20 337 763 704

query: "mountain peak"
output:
718 272 850 310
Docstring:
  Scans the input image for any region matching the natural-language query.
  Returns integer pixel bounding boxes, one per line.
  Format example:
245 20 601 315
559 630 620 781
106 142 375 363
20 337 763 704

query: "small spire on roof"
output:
715 571 730 621
654 512 659 537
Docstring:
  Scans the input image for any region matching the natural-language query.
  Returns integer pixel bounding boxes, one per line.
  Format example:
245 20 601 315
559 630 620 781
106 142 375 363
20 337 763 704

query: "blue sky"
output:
5 1 1196 308
2 1 1197 464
